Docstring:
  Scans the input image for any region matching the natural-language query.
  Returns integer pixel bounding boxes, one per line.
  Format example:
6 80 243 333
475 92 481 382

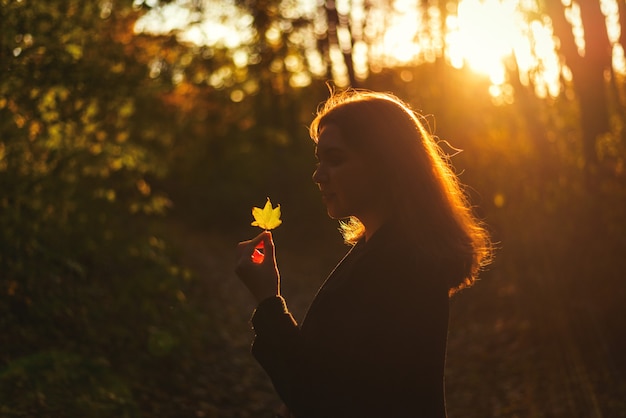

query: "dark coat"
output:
251 224 451 418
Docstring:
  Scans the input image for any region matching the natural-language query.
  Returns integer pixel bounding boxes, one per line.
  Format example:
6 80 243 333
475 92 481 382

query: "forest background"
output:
1 0 625 416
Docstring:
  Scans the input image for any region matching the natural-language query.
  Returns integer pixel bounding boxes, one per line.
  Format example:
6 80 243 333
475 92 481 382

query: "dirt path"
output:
166 219 283 417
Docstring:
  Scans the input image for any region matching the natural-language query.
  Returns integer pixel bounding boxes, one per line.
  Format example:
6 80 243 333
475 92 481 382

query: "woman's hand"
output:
235 231 280 303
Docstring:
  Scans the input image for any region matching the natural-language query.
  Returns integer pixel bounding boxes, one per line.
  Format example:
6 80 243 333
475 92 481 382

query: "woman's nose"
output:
312 165 326 184
312 168 319 184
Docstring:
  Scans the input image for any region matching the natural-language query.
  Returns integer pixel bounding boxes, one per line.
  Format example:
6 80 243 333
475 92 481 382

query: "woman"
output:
235 90 492 417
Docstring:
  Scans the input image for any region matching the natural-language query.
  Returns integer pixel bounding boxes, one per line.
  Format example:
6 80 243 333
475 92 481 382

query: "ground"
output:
167 220 626 418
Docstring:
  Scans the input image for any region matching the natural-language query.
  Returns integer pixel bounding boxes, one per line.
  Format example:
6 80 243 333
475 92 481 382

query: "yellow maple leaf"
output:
251 198 282 230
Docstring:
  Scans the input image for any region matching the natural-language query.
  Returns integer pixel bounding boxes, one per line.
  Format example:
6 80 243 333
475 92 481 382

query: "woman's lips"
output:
320 191 334 203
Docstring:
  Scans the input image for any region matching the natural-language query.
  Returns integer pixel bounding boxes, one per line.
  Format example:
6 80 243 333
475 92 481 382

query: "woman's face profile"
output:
312 124 379 221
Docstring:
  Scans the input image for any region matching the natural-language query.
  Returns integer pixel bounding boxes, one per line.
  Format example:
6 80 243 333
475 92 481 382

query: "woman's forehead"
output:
316 124 346 149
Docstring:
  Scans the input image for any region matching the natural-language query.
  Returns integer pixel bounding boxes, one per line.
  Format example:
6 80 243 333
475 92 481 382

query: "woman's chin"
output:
326 208 347 220
323 199 348 219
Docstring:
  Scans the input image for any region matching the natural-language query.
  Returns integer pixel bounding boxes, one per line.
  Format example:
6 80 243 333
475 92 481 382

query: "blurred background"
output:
1 0 625 416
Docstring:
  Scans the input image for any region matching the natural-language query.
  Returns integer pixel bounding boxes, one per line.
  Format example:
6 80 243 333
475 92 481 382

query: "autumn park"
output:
1 0 626 416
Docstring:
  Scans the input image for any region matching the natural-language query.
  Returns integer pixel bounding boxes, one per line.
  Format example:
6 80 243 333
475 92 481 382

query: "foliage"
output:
0 351 139 417
1 0 625 416
0 0 193 412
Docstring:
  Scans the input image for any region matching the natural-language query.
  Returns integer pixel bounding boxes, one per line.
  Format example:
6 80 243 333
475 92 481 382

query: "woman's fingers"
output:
236 231 267 261
251 240 265 264
235 231 277 274
235 231 280 302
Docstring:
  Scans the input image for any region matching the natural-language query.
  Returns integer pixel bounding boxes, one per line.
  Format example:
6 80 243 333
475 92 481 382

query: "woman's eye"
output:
316 149 346 168
325 153 345 166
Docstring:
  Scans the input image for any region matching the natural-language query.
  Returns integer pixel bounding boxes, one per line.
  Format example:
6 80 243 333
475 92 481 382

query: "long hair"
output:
309 90 492 293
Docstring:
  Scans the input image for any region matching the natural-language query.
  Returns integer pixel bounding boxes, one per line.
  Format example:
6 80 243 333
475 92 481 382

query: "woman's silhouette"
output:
236 90 492 417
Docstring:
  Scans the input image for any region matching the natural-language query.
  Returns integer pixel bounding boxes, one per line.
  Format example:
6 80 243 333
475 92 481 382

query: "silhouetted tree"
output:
545 0 612 169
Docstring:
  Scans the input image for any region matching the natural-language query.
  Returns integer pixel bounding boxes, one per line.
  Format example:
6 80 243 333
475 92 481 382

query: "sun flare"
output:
444 0 564 101
447 0 520 83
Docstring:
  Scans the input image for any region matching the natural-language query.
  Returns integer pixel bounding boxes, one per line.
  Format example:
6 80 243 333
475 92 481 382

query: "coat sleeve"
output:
250 254 450 418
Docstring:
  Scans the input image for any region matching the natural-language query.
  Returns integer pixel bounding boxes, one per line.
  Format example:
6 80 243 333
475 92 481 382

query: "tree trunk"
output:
324 0 358 88
617 0 626 54
614 0 626 135
545 0 611 168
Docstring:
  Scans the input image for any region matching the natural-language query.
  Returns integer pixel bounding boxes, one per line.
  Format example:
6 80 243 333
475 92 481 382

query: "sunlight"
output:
137 0 626 101
445 0 564 101
563 1 585 57
601 0 626 75
382 0 423 64
363 0 445 69
447 0 520 84
135 0 254 48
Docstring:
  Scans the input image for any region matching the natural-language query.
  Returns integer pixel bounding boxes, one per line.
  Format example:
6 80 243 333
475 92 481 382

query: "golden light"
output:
382 0 423 64
601 0 626 75
448 0 518 82
444 0 569 101
135 0 624 101
563 1 586 56
135 0 254 48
